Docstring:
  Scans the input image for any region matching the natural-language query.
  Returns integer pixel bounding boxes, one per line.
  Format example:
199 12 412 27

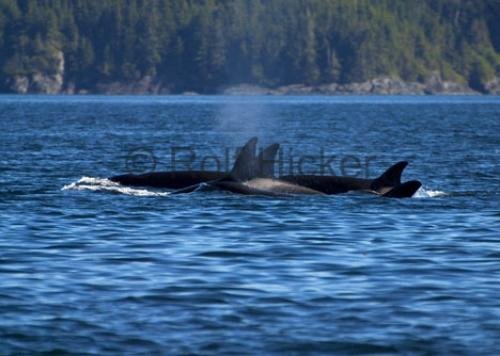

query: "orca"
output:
170 138 286 194
211 177 325 196
109 138 279 189
280 161 422 198
185 142 421 198
110 170 224 189
114 137 422 198
174 138 329 196
210 164 420 198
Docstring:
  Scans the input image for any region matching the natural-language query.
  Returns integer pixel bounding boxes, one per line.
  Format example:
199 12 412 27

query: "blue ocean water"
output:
0 95 499 354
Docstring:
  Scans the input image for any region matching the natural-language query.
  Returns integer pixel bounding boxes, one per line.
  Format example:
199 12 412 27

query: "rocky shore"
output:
4 64 500 96
222 74 500 96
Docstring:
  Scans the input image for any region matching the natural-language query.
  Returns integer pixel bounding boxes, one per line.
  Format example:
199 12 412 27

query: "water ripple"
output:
0 96 499 354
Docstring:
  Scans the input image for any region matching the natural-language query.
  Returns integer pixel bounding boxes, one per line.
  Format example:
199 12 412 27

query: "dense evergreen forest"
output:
0 0 499 93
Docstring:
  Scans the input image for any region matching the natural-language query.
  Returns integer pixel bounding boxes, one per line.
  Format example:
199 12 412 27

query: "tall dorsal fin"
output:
229 137 258 181
370 161 408 192
255 143 280 178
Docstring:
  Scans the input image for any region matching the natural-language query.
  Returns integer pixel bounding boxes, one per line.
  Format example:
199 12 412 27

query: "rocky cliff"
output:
7 51 65 94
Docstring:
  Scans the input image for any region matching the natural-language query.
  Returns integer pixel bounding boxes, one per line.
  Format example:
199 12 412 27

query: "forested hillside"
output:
0 0 499 94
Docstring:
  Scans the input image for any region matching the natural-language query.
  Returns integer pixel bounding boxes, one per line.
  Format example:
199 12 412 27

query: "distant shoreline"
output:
0 92 496 96
4 75 499 96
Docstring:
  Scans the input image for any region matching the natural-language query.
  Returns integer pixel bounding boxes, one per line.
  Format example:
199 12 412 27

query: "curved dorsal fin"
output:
371 161 408 192
256 143 280 178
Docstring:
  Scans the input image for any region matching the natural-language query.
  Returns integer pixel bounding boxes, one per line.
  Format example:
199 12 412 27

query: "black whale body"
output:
110 171 224 189
279 175 422 198
173 143 422 198
110 138 422 198
279 161 420 196
213 161 422 198
109 139 278 189
279 175 373 195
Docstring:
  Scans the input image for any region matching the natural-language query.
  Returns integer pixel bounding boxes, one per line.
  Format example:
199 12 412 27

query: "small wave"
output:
414 186 447 198
62 177 170 197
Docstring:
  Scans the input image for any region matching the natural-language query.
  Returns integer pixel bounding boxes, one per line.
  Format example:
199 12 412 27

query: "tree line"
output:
0 0 499 93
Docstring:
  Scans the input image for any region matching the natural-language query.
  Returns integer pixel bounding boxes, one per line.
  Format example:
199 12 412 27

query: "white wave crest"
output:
414 186 447 198
62 177 171 197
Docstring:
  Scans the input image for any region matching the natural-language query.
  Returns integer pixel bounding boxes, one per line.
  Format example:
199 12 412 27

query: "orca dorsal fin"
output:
371 161 408 192
256 143 280 178
229 137 258 181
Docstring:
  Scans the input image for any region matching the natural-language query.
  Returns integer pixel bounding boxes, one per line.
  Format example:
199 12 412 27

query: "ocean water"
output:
0 95 499 354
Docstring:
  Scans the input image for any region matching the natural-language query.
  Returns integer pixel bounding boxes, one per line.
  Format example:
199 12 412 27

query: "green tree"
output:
0 0 498 93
